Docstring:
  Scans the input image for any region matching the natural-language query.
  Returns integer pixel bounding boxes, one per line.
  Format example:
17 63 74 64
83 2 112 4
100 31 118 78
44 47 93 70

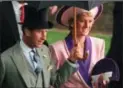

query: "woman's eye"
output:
89 20 93 23
79 19 84 22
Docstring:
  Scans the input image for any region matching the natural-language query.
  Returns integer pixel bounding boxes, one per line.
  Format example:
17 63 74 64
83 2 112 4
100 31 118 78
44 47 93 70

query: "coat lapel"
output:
25 56 37 77
11 43 33 87
64 41 90 86
3 1 20 40
35 72 43 87
77 71 90 88
11 44 51 87
36 46 51 87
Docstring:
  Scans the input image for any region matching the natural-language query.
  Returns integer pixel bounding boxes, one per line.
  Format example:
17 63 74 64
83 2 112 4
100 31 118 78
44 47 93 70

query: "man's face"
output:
76 15 94 36
26 29 47 48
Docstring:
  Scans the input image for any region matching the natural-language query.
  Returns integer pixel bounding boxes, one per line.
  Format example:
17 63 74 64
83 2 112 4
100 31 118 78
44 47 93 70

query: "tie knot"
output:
31 49 36 54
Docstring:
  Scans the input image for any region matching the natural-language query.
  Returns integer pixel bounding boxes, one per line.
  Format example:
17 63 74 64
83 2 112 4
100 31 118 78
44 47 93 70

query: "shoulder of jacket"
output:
90 36 105 43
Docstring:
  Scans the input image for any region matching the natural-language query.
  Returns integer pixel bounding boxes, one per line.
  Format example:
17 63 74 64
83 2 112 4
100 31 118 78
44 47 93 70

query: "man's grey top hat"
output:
22 5 53 30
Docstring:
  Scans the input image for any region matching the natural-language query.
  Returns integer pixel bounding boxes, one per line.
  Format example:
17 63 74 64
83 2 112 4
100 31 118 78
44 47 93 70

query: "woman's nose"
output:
85 22 90 28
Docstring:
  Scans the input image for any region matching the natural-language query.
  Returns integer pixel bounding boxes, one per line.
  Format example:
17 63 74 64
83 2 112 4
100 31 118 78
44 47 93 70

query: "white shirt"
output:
12 1 28 40
20 40 38 71
20 40 77 71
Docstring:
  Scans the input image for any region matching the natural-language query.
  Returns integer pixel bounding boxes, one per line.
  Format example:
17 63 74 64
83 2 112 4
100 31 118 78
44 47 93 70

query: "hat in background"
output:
91 58 120 82
56 5 103 27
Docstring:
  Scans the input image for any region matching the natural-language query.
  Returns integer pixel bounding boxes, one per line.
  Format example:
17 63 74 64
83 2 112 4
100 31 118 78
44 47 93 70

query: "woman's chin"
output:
78 33 88 36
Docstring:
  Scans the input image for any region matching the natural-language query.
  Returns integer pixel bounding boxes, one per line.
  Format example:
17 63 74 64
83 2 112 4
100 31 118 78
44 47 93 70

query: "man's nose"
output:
41 31 47 39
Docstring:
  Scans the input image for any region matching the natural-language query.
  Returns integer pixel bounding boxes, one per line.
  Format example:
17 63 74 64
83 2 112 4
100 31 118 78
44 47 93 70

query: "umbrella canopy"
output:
27 1 106 11
27 1 40 10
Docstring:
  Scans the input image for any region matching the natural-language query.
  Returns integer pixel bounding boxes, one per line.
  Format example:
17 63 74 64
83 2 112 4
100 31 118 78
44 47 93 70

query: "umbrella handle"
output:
72 7 77 46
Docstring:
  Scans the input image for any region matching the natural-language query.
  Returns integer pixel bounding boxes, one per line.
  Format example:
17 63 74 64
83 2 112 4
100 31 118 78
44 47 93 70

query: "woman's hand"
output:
69 42 84 62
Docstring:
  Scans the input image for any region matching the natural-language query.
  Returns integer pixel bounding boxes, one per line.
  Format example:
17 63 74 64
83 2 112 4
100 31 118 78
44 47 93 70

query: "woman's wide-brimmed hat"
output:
56 5 103 27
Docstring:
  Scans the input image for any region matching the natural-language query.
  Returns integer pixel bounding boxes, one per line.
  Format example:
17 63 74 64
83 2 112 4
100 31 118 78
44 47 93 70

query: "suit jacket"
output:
0 43 76 88
0 1 48 53
50 36 105 88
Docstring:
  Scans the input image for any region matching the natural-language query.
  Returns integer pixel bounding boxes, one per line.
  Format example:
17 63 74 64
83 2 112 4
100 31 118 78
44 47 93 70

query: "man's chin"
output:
35 44 43 48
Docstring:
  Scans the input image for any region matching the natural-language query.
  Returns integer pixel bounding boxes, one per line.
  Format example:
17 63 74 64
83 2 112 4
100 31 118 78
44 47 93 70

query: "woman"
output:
50 5 105 88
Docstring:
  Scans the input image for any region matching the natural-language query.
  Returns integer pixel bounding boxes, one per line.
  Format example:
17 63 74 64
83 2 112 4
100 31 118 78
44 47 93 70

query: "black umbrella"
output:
27 1 106 11
27 1 40 10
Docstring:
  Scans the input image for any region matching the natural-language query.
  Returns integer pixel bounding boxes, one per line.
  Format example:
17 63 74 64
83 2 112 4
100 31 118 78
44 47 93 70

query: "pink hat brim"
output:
56 5 103 27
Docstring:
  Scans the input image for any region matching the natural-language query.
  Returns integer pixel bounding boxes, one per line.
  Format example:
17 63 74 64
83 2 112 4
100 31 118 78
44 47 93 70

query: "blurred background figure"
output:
106 2 123 88
0 1 58 53
49 5 58 15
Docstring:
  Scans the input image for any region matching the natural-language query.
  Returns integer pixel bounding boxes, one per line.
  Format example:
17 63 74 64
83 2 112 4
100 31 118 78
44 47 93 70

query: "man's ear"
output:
24 28 31 37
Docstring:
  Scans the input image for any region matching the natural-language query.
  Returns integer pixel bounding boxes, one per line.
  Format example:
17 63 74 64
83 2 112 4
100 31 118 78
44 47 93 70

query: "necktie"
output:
31 49 37 63
20 4 25 23
31 50 45 87
31 50 41 75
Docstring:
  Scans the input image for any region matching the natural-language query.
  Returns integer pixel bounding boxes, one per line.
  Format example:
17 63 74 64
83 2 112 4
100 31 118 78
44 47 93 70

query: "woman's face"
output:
76 14 94 36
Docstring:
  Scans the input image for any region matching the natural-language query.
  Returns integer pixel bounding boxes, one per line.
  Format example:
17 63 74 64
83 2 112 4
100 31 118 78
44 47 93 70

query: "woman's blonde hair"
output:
68 11 93 28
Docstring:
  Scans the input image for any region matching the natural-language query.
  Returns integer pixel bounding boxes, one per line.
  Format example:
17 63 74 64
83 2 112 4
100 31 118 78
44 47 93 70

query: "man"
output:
0 6 80 88
0 1 49 53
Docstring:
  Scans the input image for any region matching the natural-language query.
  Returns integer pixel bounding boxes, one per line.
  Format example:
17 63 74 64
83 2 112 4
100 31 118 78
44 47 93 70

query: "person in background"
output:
49 5 58 15
0 1 57 53
50 5 106 88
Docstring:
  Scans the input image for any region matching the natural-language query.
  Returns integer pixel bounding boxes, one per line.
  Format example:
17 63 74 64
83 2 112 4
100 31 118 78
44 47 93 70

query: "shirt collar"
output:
20 40 33 54
12 1 28 9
